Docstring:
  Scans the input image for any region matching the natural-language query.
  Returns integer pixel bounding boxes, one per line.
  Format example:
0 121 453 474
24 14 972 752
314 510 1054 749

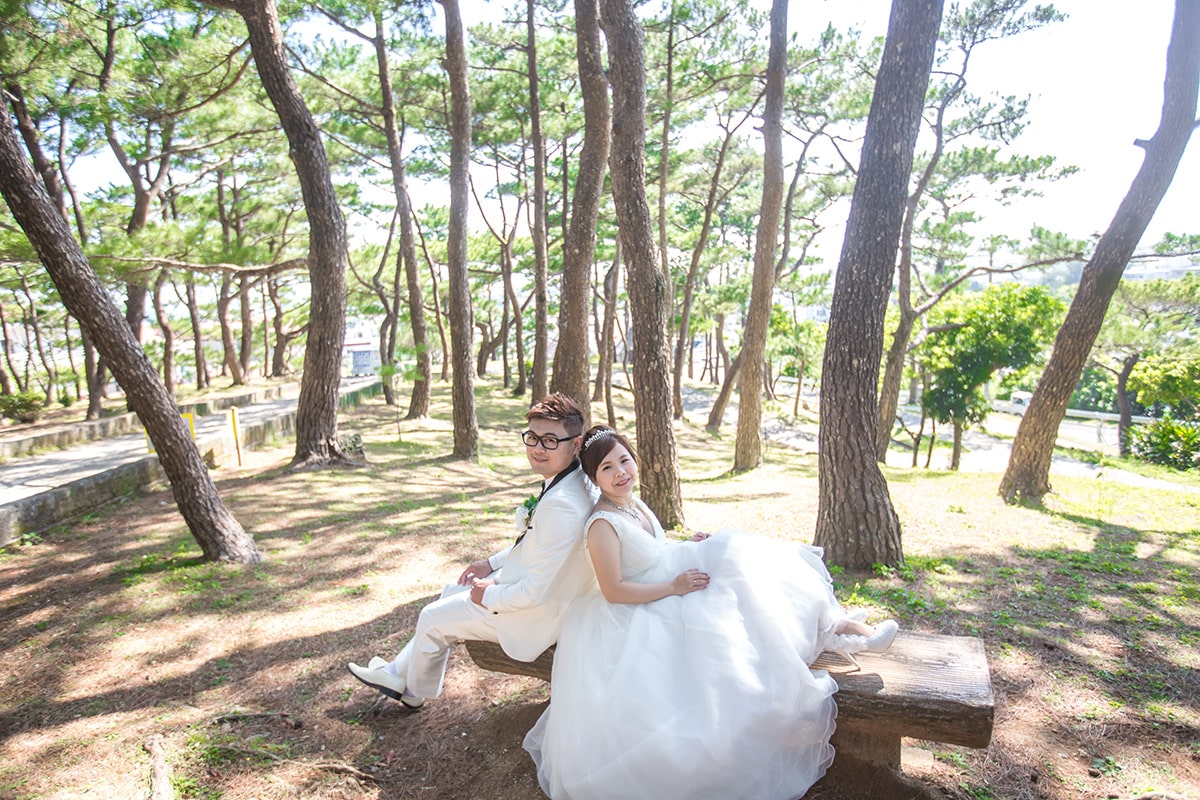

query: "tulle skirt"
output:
524 530 843 800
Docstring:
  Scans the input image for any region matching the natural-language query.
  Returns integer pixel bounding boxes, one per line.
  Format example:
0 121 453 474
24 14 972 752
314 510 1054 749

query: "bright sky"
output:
791 0 1198 250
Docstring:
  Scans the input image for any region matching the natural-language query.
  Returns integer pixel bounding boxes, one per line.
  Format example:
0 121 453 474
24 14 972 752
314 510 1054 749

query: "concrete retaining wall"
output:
0 413 142 460
0 384 298 461
0 380 382 549
2 457 169 543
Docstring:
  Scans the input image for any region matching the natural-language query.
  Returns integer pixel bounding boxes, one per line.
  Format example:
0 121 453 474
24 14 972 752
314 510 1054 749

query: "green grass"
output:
1053 444 1200 489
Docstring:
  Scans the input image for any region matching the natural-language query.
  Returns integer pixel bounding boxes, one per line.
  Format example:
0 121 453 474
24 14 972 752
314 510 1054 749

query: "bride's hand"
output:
688 532 710 542
672 569 709 595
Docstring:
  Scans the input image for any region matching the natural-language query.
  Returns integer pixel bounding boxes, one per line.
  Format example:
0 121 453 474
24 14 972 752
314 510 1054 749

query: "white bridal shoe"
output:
864 620 899 653
829 619 899 672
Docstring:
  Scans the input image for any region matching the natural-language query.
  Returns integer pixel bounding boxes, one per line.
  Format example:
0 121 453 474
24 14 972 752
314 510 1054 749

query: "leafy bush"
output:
1129 417 1200 471
1070 366 1117 413
0 391 46 424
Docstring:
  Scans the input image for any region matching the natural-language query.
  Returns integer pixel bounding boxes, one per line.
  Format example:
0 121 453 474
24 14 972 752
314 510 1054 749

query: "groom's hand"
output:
470 578 496 606
458 558 495 585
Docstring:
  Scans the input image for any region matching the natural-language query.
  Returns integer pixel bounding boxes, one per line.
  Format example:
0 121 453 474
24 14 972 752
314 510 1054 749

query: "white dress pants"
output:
386 582 500 699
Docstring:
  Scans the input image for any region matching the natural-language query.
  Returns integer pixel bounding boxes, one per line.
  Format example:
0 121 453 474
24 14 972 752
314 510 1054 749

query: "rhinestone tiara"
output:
583 428 615 450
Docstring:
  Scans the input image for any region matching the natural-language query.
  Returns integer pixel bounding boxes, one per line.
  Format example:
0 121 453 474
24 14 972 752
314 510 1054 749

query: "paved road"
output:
2 378 1190 505
682 383 1194 494
0 378 376 506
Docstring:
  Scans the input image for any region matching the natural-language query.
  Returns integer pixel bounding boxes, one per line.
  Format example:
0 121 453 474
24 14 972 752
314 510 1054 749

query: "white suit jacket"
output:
480 466 596 661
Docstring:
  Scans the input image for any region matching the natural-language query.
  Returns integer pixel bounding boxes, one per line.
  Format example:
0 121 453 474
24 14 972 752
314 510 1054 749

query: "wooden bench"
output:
466 631 994 792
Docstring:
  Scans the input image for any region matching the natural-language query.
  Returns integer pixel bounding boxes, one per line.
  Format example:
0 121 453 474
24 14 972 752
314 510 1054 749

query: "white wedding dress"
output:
524 501 845 800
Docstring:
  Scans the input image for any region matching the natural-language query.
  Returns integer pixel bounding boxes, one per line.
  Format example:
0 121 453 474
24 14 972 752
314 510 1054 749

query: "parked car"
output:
1009 391 1033 415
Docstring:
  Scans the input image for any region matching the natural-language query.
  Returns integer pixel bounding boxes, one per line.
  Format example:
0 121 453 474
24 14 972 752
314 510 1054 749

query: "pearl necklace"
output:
603 496 642 521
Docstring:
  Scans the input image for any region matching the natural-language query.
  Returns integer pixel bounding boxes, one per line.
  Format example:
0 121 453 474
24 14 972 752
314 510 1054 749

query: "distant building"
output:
1123 253 1200 282
343 322 380 376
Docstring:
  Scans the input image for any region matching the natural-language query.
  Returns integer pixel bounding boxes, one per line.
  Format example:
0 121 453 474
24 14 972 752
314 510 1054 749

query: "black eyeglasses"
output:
521 430 576 450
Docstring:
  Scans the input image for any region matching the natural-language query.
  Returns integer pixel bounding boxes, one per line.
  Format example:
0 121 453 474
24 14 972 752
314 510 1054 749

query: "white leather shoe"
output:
398 691 425 710
347 662 406 701
368 656 388 669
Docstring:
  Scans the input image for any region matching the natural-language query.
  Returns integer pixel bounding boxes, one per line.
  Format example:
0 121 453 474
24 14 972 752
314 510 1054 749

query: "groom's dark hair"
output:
527 393 585 438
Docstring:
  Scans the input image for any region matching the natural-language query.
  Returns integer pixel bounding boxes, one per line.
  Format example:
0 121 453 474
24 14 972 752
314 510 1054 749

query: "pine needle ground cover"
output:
0 382 1196 800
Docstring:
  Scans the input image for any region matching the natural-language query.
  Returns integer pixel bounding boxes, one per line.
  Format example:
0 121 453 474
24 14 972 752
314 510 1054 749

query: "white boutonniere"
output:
514 494 539 534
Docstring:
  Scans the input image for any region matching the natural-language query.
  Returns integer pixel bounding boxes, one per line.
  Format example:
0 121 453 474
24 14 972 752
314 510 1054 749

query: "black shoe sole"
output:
347 665 405 702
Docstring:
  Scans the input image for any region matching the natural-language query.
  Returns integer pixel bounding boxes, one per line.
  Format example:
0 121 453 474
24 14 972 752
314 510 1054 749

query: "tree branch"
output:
93 255 308 277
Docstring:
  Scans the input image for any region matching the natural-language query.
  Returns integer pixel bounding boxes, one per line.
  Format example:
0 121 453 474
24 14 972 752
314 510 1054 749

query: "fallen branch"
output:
143 735 172 800
208 745 380 784
92 255 308 278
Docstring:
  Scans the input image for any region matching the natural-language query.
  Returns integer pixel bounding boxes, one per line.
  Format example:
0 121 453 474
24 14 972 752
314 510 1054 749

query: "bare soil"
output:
1 383 1197 800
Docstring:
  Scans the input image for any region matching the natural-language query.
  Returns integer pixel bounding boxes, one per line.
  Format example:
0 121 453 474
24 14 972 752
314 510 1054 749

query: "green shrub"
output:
1129 417 1200 471
0 391 46 424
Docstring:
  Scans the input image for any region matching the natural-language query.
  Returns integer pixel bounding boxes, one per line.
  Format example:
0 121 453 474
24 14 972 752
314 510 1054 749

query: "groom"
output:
348 393 595 708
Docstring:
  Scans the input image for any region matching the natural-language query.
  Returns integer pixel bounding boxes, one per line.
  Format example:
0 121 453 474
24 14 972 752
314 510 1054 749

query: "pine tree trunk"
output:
733 0 787 472
501 245 527 396
152 270 175 396
951 420 962 470
876 307 916 459
706 350 741 433
82 327 103 420
0 116 260 563
267 276 295 378
553 0 611 418
418 235 452 383
814 0 943 570
442 0 479 459
371 10 430 418
217 275 246 385
673 119 739 420
875 55 952 462
218 0 350 468
6 80 66 213
601 0 682 528
1116 354 1139 457
1000 0 1199 501
399 194 431 419
237 278 253 376
593 243 620 431
527 0 551 404
185 278 210 389
18 273 56 402
657 3 675 288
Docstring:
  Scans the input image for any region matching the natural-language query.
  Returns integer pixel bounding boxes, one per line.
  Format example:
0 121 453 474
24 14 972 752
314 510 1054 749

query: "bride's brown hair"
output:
579 425 638 482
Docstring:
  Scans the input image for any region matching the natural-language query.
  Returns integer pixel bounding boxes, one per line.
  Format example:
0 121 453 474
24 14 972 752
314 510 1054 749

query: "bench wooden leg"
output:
818 724 935 798
830 721 901 771
818 721 907 795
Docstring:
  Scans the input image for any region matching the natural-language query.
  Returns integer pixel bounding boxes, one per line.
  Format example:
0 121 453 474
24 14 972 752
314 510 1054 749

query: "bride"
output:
523 426 898 800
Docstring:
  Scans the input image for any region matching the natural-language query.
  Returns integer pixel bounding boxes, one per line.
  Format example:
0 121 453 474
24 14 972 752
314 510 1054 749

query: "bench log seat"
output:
465 631 993 790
